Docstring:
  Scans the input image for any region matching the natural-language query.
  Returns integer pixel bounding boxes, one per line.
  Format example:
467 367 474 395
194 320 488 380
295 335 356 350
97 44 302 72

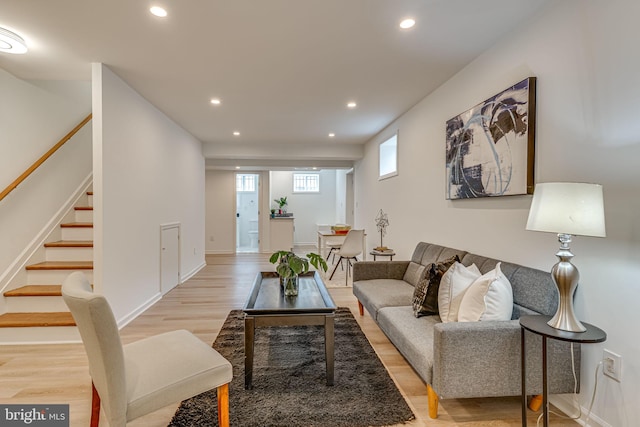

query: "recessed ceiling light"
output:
347 102 357 109
210 98 221 105
328 133 335 138
0 27 28 54
150 6 168 17
399 18 416 29
233 131 240 136
235 166 241 169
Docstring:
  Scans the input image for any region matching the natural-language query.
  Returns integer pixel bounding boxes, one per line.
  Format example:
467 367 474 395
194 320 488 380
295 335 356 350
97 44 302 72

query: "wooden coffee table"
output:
242 271 337 389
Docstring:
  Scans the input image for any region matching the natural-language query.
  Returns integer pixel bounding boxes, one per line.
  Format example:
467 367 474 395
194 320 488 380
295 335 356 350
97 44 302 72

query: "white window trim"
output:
236 174 256 192
379 132 398 180
292 172 320 193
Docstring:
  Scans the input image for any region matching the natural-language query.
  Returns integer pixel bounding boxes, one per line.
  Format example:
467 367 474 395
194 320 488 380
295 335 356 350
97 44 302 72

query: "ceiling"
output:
0 0 549 166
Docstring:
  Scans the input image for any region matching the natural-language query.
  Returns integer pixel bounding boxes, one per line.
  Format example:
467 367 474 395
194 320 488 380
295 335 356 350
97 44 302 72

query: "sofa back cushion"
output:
461 253 558 318
410 242 468 267
403 262 427 287
405 243 468 288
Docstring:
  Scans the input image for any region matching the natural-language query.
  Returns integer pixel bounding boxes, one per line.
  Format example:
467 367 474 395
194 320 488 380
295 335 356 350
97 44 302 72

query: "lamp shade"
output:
526 182 606 237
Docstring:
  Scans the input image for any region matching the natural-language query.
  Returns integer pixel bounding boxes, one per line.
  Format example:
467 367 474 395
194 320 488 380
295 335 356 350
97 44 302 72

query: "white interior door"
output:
235 173 260 253
160 223 180 295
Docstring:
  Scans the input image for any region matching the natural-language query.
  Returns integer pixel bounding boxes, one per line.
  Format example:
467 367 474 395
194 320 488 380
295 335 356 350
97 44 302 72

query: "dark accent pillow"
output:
412 255 460 317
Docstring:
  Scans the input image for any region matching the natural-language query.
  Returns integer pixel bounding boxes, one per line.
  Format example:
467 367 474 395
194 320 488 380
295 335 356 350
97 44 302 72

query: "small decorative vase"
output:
283 275 299 296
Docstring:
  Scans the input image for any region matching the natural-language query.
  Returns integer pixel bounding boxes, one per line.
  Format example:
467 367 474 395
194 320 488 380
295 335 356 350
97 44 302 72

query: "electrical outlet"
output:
603 349 622 382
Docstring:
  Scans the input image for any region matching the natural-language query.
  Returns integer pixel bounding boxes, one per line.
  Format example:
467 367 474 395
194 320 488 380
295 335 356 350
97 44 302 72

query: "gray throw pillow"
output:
412 255 460 317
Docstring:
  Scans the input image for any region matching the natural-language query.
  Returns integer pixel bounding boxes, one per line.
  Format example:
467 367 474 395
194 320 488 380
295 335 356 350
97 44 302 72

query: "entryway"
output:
236 173 260 253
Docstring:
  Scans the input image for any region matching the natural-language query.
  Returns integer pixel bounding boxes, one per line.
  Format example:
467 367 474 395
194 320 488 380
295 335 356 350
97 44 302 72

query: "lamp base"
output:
547 309 586 333
548 234 586 333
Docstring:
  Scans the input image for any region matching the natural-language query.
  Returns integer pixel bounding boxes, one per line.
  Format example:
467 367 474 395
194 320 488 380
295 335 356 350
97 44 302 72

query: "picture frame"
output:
445 77 536 200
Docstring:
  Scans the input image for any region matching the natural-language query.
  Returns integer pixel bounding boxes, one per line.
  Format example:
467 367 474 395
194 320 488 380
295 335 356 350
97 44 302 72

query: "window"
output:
293 173 320 193
379 132 398 180
236 174 256 192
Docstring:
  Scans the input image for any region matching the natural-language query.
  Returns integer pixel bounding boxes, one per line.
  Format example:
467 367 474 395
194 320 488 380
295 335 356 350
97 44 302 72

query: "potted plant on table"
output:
269 250 328 296
274 196 288 214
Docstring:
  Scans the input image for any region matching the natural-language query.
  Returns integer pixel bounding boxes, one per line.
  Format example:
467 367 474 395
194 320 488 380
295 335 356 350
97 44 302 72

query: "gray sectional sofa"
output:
353 242 579 418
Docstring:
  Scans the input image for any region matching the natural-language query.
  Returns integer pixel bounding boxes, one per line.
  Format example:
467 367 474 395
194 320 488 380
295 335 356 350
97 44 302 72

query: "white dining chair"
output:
328 229 364 285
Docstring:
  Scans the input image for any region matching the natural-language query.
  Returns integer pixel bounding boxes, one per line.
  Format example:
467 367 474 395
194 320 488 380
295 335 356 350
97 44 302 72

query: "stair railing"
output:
0 114 92 203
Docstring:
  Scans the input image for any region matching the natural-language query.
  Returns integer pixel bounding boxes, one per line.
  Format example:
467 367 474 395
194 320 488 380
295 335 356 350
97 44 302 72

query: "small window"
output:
236 174 256 192
293 173 320 193
379 132 398 180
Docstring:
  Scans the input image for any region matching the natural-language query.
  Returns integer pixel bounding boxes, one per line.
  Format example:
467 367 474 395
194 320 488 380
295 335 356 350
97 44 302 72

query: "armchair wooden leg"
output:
357 300 364 316
217 383 230 427
91 382 101 427
427 384 439 419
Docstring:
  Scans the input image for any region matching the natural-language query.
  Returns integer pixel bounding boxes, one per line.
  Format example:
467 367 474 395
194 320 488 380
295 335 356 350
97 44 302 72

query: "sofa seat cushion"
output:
377 306 440 384
353 279 414 320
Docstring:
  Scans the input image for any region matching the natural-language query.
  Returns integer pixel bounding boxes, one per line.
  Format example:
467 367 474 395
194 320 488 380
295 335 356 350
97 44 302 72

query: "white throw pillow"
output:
458 262 513 322
438 262 481 323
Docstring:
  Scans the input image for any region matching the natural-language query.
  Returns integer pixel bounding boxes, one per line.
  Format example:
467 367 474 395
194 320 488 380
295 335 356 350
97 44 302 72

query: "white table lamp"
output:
526 182 606 332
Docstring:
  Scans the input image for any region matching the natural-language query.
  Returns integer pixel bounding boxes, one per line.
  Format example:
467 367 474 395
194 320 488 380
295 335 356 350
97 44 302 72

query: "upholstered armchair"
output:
62 272 232 427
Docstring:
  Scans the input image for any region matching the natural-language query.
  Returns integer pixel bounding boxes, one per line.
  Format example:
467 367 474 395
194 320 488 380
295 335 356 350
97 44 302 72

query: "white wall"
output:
270 170 338 245
205 170 235 254
335 169 348 224
355 1 639 425
92 64 205 323
0 69 92 293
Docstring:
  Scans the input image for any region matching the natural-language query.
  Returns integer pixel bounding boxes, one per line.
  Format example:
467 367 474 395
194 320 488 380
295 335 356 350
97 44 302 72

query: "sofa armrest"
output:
353 261 410 282
432 320 578 399
432 320 522 398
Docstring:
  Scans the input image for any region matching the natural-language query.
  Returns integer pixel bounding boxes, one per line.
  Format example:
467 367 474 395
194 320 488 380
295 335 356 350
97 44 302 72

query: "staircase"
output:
0 192 93 344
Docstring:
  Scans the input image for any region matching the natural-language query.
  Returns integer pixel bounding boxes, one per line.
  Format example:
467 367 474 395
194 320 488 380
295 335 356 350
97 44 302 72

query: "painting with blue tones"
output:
445 77 536 199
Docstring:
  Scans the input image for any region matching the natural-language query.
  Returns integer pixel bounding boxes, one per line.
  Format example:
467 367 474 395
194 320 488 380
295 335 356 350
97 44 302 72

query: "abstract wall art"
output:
445 77 536 200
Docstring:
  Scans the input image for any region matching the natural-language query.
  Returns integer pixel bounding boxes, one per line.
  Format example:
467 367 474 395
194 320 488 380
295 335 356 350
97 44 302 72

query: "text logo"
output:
0 405 69 426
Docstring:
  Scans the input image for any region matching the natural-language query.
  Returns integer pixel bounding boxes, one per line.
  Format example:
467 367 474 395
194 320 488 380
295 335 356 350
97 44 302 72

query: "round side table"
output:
370 250 395 261
519 315 606 427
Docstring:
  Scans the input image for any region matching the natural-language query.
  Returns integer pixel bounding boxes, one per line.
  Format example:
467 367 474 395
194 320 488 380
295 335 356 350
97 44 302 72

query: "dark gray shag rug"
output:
168 307 415 427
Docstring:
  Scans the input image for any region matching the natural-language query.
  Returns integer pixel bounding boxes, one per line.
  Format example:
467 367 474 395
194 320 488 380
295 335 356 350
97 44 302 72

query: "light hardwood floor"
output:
0 253 578 426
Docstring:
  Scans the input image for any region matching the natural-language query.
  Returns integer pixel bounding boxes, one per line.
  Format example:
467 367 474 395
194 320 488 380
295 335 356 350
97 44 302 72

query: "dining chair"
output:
325 242 342 264
328 229 364 285
62 272 232 427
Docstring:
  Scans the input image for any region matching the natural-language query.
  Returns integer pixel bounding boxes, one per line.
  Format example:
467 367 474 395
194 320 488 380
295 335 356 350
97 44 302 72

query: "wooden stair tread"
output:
44 240 93 248
74 206 93 211
26 261 93 271
0 312 75 328
60 222 93 228
4 285 62 297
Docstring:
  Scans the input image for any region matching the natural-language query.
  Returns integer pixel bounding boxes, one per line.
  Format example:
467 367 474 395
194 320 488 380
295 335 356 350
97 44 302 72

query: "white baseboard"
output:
182 260 206 282
551 394 610 427
117 292 162 329
205 250 235 255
